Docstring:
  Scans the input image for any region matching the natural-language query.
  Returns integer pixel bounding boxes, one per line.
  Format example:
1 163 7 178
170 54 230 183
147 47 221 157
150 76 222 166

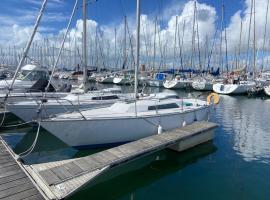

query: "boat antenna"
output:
4 0 48 102
134 0 141 116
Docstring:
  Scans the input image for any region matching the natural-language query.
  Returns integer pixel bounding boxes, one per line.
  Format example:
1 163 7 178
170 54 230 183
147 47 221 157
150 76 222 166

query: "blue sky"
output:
0 0 245 34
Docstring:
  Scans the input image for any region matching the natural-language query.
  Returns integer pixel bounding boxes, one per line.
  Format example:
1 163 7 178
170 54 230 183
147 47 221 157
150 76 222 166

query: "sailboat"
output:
6 90 127 122
164 1 198 91
0 64 51 93
148 73 167 87
40 0 211 149
213 80 256 95
0 64 67 104
192 78 214 91
41 98 210 148
214 0 259 95
7 89 181 122
163 75 193 89
113 72 133 85
97 73 115 84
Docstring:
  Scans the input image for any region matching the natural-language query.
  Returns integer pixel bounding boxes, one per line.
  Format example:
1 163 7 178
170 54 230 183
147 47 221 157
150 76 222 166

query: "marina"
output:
1 0 270 199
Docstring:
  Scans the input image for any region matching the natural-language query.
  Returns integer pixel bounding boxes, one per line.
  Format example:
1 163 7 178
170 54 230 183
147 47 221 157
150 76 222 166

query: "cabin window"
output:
148 103 179 111
92 95 119 100
167 95 179 99
17 70 48 81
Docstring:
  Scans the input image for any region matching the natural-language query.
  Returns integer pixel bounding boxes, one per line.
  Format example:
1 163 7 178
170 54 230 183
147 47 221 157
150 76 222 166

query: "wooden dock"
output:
0 121 218 200
0 138 46 200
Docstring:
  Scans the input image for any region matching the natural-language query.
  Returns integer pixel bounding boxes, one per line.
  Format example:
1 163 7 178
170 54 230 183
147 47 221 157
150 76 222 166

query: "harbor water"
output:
1 86 270 200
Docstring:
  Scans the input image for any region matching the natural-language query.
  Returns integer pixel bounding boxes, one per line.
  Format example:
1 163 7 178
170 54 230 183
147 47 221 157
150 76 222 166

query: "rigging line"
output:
0 104 7 127
4 0 48 104
45 0 79 94
207 29 218 70
126 19 136 67
1 121 32 129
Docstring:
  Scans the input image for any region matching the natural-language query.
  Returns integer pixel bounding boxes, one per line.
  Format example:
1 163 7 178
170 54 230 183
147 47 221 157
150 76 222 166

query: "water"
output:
1 87 270 200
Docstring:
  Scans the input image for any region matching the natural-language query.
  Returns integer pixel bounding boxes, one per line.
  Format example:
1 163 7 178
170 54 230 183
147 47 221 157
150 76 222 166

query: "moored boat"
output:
40 98 211 148
213 81 256 95
163 76 193 89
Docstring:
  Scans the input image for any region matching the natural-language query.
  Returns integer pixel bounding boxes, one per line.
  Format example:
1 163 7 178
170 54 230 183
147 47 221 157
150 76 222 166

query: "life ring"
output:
207 93 220 105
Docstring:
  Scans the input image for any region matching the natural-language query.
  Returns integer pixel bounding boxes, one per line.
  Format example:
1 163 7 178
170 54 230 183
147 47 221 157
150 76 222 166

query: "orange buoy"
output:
207 93 220 105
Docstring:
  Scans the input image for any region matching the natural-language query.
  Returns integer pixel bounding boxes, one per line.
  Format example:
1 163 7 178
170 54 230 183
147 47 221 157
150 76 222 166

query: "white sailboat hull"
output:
0 92 67 104
113 77 131 85
264 85 270 96
149 80 164 87
163 79 192 89
41 107 210 149
213 82 256 95
7 102 112 122
192 81 213 91
99 77 114 84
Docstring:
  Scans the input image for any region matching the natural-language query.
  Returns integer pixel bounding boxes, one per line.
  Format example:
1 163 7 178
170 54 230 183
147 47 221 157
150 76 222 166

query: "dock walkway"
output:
0 138 46 200
0 121 217 200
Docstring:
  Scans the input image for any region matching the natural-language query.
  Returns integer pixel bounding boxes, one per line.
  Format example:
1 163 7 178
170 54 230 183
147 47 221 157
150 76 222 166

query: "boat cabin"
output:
17 64 49 81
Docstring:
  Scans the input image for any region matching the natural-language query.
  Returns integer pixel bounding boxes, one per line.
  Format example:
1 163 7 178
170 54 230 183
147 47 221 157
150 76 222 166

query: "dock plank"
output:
1 188 41 200
0 139 46 200
0 182 35 198
0 173 27 185
0 177 31 192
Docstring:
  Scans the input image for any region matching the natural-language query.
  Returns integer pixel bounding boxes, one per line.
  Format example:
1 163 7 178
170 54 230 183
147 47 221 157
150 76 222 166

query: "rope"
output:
15 97 45 159
17 120 41 158
45 0 78 94
0 104 7 127
1 121 32 129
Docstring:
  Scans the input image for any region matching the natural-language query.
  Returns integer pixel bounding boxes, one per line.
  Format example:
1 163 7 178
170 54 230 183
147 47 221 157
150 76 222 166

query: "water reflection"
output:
2 127 77 164
216 95 270 163
69 142 217 200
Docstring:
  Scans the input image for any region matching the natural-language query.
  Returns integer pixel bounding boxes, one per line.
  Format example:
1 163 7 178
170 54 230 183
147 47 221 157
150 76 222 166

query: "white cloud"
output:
225 0 270 52
6 0 270 70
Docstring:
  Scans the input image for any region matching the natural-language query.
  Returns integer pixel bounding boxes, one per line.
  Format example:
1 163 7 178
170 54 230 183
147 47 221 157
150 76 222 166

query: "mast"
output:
153 16 157 69
123 16 127 69
134 0 141 116
191 0 196 70
173 16 178 69
115 28 117 68
246 0 253 73
195 1 202 73
223 3 229 76
219 1 224 74
237 20 243 69
179 20 186 71
83 0 88 91
253 0 256 80
262 0 269 72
